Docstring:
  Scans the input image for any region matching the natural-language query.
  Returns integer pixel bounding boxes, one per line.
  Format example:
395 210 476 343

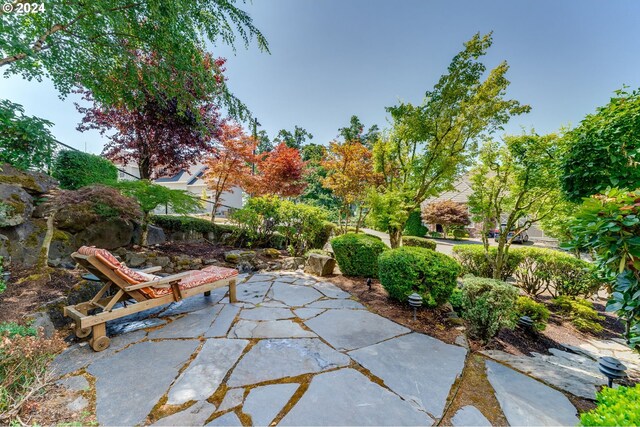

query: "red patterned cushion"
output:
78 246 121 269
201 266 239 280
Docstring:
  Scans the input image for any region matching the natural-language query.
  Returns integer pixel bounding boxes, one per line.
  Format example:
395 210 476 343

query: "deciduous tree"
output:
368 33 529 248
273 126 313 150
338 115 380 149
204 122 256 218
421 201 470 238
248 143 307 198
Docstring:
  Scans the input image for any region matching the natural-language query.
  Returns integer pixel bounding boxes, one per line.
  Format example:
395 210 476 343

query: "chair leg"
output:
204 291 211 297
229 279 237 303
89 323 110 352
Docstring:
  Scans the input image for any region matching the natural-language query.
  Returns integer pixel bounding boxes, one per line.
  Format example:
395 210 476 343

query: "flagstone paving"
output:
50 271 579 426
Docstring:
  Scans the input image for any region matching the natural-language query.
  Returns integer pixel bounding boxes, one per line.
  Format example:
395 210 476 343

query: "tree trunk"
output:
37 213 55 271
389 227 403 248
141 212 150 246
211 192 221 221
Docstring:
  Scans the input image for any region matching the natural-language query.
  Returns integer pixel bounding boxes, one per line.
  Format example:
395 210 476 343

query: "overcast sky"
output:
2 0 639 154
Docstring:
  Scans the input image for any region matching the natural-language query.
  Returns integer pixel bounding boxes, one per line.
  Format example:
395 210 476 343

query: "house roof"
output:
422 175 473 206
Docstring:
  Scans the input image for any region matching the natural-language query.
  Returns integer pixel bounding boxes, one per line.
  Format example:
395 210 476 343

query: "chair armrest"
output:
137 266 162 274
124 272 192 291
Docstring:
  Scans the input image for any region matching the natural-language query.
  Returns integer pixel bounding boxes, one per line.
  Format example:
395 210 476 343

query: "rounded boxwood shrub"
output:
402 236 437 250
461 276 519 342
452 245 524 281
378 246 461 307
580 384 640 426
331 233 388 277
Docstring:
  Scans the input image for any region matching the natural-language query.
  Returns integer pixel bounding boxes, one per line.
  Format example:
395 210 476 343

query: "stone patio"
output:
50 271 579 426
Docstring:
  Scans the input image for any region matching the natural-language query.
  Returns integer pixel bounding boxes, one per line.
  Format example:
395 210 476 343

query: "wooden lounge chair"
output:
64 246 238 351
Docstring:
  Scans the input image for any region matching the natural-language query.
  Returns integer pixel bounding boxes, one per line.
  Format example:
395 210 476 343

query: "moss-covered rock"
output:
74 218 135 250
0 184 34 227
0 162 58 195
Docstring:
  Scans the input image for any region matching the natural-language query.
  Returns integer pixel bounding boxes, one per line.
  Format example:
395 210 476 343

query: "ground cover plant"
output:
579 384 640 426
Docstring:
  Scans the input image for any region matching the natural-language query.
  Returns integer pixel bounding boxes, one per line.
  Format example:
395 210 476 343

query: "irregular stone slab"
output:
279 369 433 426
236 281 272 304
451 405 491 427
206 411 242 426
485 360 578 426
312 281 351 299
159 290 225 317
218 388 244 411
305 299 364 310
482 349 603 399
245 274 276 283
229 319 316 339
107 317 167 336
243 383 298 426
293 308 325 320
349 333 466 418
239 307 294 321
227 338 350 387
67 396 89 412
148 312 214 339
167 339 249 405
305 309 409 351
291 278 318 286
269 282 323 307
205 304 241 337
272 276 297 284
152 401 216 426
259 300 290 308
50 330 147 377
87 340 199 426
56 375 89 392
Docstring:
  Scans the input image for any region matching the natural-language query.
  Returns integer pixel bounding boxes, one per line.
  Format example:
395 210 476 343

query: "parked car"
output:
494 224 529 244
486 228 500 238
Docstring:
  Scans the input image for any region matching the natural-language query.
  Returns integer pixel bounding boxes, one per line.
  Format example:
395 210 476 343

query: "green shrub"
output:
331 233 388 277
429 231 443 238
277 201 330 256
0 322 36 338
514 247 600 297
452 245 524 281
52 150 118 190
0 260 5 295
403 209 428 237
580 384 640 426
515 296 550 330
551 296 604 334
151 215 241 241
378 247 461 307
402 236 437 250
449 287 464 312
461 276 519 342
311 221 336 249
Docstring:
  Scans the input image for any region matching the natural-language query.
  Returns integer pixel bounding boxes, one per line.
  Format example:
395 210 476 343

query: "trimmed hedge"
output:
378 247 461 307
514 247 601 297
151 215 240 241
404 209 428 237
331 233 388 277
402 236 437 250
310 221 336 250
461 276 519 342
452 245 524 281
52 149 117 190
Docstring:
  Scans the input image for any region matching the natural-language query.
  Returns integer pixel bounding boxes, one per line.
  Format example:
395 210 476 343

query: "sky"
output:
2 0 640 154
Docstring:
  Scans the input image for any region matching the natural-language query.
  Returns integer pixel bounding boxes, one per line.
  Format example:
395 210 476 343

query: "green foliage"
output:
452 245 524 281
515 296 550 330
449 287 464 312
514 247 601 297
0 261 5 295
562 88 640 202
563 188 640 347
404 210 428 237
579 384 640 426
52 150 117 190
378 247 461 307
402 236 437 250
112 180 201 216
151 215 235 235
277 200 330 256
551 297 604 334
369 33 529 248
0 99 56 171
310 221 336 250
231 195 282 246
273 126 313 150
331 233 388 277
1 1 268 119
461 276 519 342
0 322 36 338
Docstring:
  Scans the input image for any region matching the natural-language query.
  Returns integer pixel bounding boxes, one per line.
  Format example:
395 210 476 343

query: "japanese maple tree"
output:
249 143 307 198
421 200 470 238
204 122 256 218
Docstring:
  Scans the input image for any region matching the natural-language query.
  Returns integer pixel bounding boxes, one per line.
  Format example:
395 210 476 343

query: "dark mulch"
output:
325 275 461 345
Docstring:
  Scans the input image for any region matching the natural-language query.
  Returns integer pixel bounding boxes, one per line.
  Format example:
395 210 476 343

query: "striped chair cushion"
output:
77 246 121 269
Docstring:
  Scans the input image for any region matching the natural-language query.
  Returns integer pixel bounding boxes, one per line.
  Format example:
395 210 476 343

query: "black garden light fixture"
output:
517 315 535 330
366 278 372 290
598 356 627 388
408 293 422 321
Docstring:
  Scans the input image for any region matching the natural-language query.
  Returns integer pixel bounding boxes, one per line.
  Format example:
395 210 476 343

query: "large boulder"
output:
282 257 305 271
74 218 135 250
0 163 58 195
0 184 34 227
1 219 47 266
131 223 167 246
304 254 336 277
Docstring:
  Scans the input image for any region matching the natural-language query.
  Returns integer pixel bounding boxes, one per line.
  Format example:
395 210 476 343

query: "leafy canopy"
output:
562 88 640 202
0 0 268 113
52 149 117 190
0 99 56 171
112 180 201 216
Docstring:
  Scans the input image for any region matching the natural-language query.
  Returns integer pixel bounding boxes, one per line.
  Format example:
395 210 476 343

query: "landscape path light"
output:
408 293 422 321
598 356 627 388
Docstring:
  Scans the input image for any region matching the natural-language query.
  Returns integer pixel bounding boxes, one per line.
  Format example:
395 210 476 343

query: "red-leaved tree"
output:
76 52 226 179
422 200 471 238
204 122 256 218
248 143 307 198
